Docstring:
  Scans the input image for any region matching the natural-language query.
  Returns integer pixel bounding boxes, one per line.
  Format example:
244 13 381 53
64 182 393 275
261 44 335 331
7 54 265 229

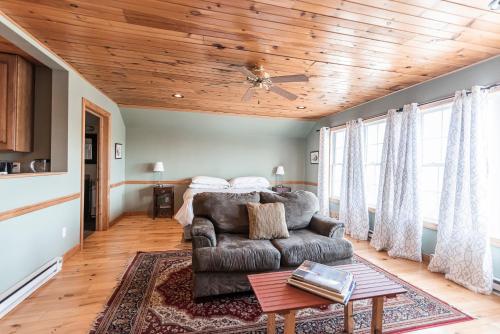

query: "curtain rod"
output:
316 83 500 132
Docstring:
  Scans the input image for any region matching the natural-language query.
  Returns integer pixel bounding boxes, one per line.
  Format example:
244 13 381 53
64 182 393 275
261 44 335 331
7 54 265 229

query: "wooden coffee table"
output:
248 263 407 334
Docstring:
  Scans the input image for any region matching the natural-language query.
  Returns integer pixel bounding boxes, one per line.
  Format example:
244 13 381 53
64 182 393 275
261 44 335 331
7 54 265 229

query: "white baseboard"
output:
0 257 62 319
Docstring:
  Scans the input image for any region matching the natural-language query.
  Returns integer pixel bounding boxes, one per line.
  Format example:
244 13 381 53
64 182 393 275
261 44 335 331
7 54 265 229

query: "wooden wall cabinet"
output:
0 53 34 152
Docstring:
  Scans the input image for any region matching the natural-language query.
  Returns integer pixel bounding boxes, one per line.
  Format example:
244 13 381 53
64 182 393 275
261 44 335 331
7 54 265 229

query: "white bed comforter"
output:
174 187 273 227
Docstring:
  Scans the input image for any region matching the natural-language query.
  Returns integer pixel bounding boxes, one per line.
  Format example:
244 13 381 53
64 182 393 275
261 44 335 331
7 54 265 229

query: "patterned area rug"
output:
90 250 472 334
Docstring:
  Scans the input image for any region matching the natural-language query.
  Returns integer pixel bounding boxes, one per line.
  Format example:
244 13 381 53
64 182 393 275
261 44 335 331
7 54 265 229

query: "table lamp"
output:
153 162 164 186
275 165 285 187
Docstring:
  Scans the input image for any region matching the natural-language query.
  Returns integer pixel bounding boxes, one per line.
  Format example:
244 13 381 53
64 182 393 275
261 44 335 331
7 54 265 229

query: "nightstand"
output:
272 186 292 193
153 185 174 219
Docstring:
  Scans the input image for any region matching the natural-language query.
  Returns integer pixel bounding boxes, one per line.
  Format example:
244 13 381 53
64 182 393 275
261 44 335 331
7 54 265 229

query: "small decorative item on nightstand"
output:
153 185 174 219
272 186 291 193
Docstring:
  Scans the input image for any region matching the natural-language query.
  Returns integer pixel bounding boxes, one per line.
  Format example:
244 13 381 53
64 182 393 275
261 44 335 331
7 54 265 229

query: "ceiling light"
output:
489 0 500 10
296 106 306 109
172 93 184 98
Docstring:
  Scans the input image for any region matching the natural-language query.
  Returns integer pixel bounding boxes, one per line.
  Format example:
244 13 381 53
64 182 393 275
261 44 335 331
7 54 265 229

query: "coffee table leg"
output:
267 313 276 334
343 301 354 333
371 297 384 334
283 310 296 334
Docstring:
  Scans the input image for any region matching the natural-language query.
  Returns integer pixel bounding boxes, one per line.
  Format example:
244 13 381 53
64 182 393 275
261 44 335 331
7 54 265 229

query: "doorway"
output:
83 112 99 238
80 99 111 249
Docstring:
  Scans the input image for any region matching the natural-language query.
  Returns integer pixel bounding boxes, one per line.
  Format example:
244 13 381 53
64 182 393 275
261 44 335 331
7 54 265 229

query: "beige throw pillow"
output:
247 202 289 240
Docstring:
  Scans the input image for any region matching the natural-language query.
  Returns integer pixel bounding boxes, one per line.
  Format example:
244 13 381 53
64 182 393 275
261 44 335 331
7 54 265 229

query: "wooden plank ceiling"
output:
0 0 499 119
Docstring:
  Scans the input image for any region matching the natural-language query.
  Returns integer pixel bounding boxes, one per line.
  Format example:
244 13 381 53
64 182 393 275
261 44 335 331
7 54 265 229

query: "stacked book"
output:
287 260 356 304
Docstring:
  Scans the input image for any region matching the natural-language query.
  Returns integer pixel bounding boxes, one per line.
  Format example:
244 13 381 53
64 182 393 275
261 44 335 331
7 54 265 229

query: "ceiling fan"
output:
237 65 309 102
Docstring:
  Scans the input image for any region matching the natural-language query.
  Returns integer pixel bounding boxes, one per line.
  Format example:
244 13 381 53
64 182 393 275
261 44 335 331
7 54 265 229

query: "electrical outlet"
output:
62 227 67 239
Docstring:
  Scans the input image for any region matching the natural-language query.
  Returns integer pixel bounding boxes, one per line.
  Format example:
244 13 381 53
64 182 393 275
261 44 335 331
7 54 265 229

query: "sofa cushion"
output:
247 202 289 240
192 234 281 272
260 191 319 230
271 229 353 267
193 192 260 233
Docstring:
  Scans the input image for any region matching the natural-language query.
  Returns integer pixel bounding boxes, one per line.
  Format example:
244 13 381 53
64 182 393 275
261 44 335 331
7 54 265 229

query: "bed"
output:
174 186 274 229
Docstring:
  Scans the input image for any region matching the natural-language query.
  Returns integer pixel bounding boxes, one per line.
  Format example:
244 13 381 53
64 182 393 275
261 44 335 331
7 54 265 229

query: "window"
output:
330 129 345 198
420 104 451 221
329 120 385 206
328 107 453 218
327 90 500 240
364 120 386 207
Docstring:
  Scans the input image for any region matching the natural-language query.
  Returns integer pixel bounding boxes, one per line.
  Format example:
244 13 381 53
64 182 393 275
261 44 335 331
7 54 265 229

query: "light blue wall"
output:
310 55 500 278
0 17 126 295
122 108 315 213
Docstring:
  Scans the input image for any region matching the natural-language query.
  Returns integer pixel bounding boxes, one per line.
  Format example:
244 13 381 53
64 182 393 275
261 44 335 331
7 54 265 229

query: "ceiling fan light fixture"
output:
489 0 500 10
172 93 184 98
296 106 306 109
237 66 306 102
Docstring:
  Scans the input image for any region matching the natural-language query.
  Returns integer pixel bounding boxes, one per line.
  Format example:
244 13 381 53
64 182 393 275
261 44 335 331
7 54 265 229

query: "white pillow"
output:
191 176 229 187
189 183 229 189
229 176 270 189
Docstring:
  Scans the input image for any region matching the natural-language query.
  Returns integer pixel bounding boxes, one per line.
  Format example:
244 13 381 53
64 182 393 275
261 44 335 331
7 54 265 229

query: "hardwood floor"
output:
0 215 499 334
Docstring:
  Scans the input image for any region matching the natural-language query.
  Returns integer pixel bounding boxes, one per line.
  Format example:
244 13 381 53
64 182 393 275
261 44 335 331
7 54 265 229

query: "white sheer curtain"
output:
371 109 400 251
371 104 422 261
317 127 331 216
339 119 369 240
428 87 493 294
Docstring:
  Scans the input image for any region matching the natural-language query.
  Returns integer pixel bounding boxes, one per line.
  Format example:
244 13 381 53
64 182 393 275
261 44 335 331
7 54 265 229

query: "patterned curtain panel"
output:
370 109 401 252
428 87 493 294
339 119 369 240
371 104 422 261
317 127 331 216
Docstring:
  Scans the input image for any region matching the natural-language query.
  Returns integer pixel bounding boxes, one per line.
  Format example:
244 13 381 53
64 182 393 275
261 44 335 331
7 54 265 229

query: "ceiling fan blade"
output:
241 87 255 102
269 85 298 101
270 74 309 83
237 66 258 80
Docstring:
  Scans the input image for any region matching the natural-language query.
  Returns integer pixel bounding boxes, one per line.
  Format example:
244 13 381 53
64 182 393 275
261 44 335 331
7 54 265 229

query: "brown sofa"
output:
190 191 354 298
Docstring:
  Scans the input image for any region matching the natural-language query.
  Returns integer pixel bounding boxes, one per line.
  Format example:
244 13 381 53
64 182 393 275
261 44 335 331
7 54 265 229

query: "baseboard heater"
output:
0 257 62 319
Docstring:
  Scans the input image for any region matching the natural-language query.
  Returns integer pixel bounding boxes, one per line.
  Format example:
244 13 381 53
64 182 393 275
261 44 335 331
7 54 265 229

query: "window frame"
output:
329 128 346 200
328 116 385 211
419 102 452 223
363 118 386 208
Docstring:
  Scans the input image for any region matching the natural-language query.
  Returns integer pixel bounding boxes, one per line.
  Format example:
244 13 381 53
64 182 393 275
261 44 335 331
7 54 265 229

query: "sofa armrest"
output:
309 214 345 239
191 217 217 248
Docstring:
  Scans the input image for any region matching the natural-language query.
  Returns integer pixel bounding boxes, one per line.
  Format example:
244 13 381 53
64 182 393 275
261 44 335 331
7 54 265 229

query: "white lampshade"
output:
275 166 285 176
153 162 164 172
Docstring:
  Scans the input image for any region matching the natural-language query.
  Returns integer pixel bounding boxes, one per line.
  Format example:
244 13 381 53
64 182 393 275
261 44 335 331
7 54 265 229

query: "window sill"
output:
0 172 66 179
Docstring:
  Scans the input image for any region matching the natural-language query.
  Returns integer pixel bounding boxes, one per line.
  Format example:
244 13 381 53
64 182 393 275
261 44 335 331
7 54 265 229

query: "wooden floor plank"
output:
0 216 498 333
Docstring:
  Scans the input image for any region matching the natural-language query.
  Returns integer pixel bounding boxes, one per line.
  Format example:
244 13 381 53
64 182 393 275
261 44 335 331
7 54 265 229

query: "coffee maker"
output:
0 161 13 175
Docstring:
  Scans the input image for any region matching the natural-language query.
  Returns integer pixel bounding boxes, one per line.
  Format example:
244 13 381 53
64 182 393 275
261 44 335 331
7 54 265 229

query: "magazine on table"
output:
287 277 356 304
288 260 356 304
291 260 353 293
